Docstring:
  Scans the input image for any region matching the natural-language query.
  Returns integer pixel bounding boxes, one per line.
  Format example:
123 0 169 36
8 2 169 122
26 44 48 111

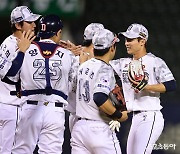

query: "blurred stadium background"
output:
0 0 179 154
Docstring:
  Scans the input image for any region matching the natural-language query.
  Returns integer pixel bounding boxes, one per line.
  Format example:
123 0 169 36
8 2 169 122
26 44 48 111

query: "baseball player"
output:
0 6 40 154
10 14 77 154
0 55 18 79
110 23 176 154
71 28 128 154
65 23 105 132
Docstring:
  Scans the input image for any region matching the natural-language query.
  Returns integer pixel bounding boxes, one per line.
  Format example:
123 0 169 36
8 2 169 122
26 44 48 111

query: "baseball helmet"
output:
37 14 63 39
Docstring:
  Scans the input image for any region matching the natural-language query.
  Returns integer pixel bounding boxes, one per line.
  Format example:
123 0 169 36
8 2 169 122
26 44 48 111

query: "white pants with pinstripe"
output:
71 119 122 154
0 103 19 154
127 111 164 154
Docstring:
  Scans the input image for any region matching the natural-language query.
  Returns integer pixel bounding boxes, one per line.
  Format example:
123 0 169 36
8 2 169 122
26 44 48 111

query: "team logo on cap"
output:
139 32 146 38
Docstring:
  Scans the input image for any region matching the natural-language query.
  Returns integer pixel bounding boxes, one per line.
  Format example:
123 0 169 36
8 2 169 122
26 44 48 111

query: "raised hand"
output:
17 30 36 53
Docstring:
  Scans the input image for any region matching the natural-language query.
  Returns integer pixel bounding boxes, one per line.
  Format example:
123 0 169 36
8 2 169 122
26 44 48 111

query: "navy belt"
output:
27 100 63 107
133 111 148 115
10 89 68 100
78 117 89 120
133 111 141 114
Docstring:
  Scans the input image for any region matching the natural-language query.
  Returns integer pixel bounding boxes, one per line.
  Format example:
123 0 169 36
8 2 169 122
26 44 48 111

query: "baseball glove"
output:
109 86 127 111
128 60 148 92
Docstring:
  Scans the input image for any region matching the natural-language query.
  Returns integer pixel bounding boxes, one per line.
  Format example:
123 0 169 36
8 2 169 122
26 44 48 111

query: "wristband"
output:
110 109 122 119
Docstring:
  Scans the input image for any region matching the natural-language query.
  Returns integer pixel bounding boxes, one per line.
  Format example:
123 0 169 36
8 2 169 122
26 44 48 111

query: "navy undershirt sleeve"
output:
162 80 177 92
93 92 108 107
6 52 25 76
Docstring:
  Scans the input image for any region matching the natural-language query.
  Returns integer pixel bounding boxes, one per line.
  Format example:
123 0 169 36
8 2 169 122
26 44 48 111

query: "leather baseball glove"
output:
109 85 127 111
128 60 148 92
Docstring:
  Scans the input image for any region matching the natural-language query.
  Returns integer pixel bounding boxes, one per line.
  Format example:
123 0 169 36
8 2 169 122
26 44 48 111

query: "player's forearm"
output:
145 80 177 93
99 99 117 115
144 83 166 93
94 92 116 115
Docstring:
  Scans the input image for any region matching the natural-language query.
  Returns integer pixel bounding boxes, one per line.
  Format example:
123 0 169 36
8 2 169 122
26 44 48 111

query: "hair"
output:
137 37 147 48
82 39 92 47
10 21 24 33
94 47 110 56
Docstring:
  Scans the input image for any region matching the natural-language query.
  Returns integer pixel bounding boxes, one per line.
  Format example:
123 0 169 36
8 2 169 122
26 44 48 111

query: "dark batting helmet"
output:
37 14 63 39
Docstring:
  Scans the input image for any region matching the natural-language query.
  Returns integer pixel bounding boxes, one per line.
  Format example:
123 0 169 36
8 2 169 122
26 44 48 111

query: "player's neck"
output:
83 44 93 53
133 49 147 60
95 54 110 64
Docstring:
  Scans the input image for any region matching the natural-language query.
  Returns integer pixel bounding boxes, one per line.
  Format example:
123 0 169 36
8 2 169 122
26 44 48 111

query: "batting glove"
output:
109 120 121 132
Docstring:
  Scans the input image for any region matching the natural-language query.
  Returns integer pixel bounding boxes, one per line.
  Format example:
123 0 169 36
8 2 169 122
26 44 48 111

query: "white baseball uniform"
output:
110 52 175 154
10 39 76 154
0 56 12 79
65 56 79 132
71 58 122 154
0 35 22 154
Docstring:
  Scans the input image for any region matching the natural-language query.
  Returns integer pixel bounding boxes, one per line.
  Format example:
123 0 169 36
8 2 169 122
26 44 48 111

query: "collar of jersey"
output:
94 58 110 66
40 39 56 44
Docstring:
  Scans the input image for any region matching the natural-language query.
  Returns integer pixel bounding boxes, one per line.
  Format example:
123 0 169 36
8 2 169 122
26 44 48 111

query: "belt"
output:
133 111 141 115
27 100 63 107
78 117 89 120
133 111 147 115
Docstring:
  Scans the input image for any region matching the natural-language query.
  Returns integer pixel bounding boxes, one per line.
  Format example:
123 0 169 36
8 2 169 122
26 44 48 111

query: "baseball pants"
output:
0 103 19 154
127 111 164 154
12 101 65 154
71 119 122 154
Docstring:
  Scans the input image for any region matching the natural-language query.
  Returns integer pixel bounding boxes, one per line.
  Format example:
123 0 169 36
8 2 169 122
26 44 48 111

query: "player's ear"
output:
15 23 22 30
139 39 146 46
56 29 62 37
110 44 116 52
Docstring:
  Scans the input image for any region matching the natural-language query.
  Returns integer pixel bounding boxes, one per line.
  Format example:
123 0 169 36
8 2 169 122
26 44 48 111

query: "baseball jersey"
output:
0 56 12 79
66 56 79 114
76 58 116 121
0 35 21 105
10 39 76 105
110 52 175 111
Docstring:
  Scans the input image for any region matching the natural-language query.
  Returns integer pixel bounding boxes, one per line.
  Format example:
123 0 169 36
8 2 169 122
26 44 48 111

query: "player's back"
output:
76 58 116 121
19 40 74 103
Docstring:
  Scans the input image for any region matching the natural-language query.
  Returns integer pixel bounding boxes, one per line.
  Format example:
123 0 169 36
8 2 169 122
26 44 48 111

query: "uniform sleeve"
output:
6 52 25 76
109 59 122 77
68 54 79 94
0 56 12 79
154 57 175 83
94 65 115 95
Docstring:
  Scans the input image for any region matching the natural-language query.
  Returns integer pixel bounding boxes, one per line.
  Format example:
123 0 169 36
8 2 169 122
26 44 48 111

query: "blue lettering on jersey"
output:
85 68 89 75
29 49 38 56
97 84 110 91
89 72 94 79
56 50 64 58
79 68 83 75
0 59 7 69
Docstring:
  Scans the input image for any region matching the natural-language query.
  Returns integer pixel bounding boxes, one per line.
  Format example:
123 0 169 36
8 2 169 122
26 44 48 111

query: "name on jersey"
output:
0 58 8 69
97 84 110 90
79 67 95 79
